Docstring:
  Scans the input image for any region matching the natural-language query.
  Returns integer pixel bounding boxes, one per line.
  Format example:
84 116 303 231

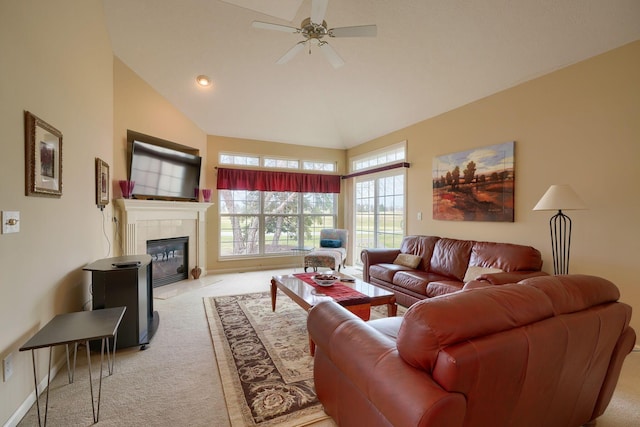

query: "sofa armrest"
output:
360 248 401 282
308 301 466 427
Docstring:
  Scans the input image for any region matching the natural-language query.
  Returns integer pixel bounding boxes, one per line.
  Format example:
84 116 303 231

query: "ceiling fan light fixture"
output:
252 0 376 68
196 75 212 87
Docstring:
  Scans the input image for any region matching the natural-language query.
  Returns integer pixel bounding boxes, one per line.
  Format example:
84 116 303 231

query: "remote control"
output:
112 261 141 268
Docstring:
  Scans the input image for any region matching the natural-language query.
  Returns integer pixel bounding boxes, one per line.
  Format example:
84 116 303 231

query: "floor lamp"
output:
533 184 587 275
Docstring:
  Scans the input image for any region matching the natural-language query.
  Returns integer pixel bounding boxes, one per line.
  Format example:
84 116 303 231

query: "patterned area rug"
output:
204 291 329 427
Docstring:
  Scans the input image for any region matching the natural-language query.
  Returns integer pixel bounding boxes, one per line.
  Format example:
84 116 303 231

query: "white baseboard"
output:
633 345 640 353
3 355 66 427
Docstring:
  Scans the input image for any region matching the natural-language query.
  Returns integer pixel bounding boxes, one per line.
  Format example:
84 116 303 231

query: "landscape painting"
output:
432 141 515 222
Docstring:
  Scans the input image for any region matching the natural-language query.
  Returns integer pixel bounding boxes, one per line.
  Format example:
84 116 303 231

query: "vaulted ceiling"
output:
103 0 640 149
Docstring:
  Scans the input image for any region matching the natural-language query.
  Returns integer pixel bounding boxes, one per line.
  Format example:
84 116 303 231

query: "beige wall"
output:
206 136 347 272
0 1 113 424
0 2 637 423
112 58 208 201
348 41 640 332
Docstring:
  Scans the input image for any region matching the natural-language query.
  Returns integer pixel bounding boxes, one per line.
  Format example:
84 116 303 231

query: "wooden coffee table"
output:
270 273 397 354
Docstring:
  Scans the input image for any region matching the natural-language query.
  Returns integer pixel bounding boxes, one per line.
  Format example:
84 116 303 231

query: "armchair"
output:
304 228 348 272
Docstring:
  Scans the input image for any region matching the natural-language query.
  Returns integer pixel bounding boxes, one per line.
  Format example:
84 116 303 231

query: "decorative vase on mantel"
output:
191 266 202 279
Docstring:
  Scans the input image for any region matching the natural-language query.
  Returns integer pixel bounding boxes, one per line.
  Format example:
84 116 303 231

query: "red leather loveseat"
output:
361 235 546 306
308 274 636 427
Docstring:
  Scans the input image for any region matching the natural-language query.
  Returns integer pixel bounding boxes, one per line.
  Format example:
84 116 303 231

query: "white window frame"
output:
351 142 407 263
220 153 335 172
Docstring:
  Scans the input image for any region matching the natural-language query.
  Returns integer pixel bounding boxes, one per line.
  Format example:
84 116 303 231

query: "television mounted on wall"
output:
127 133 202 201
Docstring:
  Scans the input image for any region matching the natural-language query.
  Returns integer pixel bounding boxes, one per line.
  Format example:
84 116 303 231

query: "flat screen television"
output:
129 140 202 201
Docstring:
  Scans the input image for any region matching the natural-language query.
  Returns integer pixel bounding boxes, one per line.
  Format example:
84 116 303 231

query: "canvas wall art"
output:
432 141 515 222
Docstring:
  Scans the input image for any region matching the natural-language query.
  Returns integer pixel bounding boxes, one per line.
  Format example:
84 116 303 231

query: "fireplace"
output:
114 199 213 281
147 236 189 287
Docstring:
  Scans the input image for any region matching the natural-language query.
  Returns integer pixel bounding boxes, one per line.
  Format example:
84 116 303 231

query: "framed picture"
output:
432 141 515 222
95 158 110 207
24 111 63 197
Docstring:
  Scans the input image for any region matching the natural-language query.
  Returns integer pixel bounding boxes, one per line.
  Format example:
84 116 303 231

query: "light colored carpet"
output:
14 267 640 426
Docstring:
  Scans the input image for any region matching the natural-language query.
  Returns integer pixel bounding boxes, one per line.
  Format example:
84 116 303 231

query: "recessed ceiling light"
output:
196 75 212 87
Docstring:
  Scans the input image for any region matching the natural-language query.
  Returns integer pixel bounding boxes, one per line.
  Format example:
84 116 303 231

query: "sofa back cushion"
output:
399 235 439 271
396 284 554 372
519 274 620 314
428 238 474 280
470 241 543 272
429 275 632 426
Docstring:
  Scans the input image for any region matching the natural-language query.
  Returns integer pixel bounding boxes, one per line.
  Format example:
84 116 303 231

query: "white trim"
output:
3 355 66 427
350 140 407 173
114 199 213 277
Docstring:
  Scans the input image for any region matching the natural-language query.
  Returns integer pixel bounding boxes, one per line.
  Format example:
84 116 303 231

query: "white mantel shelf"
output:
115 198 213 215
114 199 213 278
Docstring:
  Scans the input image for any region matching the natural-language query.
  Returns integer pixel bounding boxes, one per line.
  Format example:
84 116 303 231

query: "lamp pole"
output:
549 209 572 275
533 184 586 276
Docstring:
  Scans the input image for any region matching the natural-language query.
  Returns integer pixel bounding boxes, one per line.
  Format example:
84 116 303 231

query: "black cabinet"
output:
84 255 158 349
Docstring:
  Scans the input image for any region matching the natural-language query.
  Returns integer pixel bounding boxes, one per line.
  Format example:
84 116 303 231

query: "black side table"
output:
19 306 126 426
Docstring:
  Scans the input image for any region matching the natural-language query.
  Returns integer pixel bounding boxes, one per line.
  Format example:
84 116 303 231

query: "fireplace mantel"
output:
114 199 213 278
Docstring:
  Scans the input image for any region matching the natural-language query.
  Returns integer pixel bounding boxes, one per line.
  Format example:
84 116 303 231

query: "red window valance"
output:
216 167 341 194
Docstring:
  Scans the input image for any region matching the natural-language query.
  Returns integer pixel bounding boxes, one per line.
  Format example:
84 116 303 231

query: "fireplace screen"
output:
147 236 188 287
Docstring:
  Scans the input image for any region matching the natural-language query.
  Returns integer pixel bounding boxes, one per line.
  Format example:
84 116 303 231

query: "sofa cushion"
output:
426 281 464 297
463 265 504 283
399 235 440 270
393 253 422 268
429 238 474 281
370 263 412 283
396 284 555 372
519 274 621 314
392 271 439 296
470 241 542 272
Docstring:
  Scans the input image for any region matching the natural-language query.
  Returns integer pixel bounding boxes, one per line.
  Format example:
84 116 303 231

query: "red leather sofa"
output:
361 235 547 306
307 274 636 427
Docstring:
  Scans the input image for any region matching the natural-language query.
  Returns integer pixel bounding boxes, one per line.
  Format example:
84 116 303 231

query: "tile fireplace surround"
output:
114 199 213 279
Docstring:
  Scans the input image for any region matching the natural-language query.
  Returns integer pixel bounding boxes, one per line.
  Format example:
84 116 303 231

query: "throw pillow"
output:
463 265 504 283
393 253 422 269
320 239 342 248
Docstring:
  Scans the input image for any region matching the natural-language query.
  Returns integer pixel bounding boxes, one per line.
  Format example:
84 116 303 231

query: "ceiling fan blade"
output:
329 24 377 38
252 21 299 33
310 0 329 25
319 42 345 69
276 42 306 64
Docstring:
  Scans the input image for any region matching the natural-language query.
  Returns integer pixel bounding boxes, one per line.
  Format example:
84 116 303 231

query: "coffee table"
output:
270 273 397 354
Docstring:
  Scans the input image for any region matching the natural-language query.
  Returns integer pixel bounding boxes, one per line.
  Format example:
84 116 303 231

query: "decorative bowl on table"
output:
312 274 339 287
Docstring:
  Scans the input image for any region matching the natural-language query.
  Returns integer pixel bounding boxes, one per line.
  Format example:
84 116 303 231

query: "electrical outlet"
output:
417 211 422 220
3 353 13 381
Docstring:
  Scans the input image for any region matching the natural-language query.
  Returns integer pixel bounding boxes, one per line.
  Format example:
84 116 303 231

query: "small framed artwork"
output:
24 111 63 197
95 158 110 207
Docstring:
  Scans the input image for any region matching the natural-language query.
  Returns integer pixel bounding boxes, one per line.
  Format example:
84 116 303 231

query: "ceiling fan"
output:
252 0 377 69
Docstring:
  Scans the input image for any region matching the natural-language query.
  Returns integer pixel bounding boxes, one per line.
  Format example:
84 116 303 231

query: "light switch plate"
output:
2 211 20 234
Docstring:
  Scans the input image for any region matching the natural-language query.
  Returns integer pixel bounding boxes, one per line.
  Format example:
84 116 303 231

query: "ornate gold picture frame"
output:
25 111 63 197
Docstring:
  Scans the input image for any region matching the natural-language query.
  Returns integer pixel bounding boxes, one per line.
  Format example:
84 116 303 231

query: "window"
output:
219 190 337 258
217 153 338 258
352 142 406 263
352 144 405 172
303 161 335 172
219 153 259 167
264 157 299 169
220 153 335 172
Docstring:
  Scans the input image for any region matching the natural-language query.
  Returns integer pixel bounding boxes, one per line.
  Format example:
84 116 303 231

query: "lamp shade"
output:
533 184 587 211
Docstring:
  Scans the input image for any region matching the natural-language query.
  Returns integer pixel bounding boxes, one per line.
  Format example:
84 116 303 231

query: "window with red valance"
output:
216 167 341 193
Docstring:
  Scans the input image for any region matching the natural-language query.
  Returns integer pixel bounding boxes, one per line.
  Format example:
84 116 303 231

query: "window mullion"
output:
259 192 265 255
